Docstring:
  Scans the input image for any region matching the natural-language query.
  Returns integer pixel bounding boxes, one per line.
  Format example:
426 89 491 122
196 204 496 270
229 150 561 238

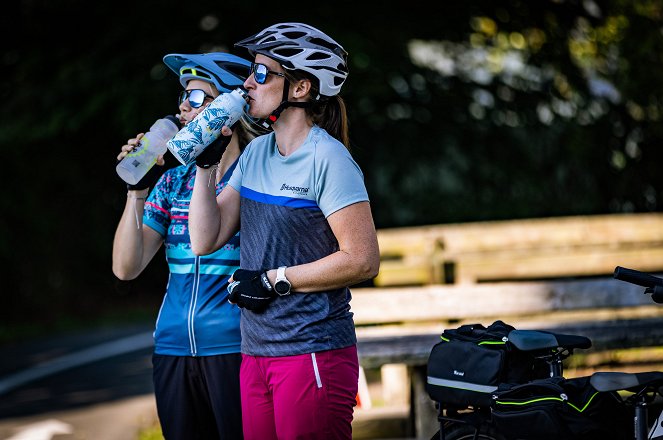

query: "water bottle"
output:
167 88 249 165
116 115 181 185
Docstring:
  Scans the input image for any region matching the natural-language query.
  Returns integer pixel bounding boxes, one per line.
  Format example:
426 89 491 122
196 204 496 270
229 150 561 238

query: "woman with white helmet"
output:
112 52 266 439
189 23 380 439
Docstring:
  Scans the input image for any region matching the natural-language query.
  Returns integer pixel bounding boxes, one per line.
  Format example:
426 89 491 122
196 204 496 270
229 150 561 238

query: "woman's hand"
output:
117 133 166 166
117 133 166 191
195 126 234 169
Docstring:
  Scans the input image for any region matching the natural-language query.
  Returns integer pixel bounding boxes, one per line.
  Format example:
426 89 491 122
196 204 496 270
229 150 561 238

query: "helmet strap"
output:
257 79 314 129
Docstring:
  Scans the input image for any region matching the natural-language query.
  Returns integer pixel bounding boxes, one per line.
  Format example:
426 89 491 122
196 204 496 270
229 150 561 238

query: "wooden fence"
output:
374 213 663 286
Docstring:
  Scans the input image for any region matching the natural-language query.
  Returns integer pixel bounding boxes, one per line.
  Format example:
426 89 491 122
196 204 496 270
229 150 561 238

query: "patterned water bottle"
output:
116 115 181 185
167 88 249 165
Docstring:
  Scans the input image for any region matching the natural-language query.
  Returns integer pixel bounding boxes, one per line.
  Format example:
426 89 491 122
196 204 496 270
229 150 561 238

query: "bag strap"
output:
457 323 486 335
486 320 516 334
494 377 602 414
442 322 518 343
494 377 566 400
441 323 487 341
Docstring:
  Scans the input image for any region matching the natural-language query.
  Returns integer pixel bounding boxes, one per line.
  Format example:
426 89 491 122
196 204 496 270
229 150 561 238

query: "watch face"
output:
275 281 290 295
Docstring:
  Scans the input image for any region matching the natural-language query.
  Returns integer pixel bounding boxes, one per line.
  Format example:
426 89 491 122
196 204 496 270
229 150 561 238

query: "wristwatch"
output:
274 266 292 296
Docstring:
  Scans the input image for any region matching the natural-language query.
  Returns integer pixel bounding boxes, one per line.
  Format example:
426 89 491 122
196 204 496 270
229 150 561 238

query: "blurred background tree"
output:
1 0 661 330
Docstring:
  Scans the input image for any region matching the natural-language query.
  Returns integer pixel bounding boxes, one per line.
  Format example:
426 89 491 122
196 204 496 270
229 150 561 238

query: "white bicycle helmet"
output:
163 53 251 93
235 22 348 97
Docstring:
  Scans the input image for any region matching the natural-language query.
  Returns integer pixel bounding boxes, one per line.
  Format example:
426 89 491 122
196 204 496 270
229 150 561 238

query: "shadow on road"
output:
0 324 155 420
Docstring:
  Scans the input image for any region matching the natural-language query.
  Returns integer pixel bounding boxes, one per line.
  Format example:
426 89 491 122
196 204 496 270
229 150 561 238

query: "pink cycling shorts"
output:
240 345 359 440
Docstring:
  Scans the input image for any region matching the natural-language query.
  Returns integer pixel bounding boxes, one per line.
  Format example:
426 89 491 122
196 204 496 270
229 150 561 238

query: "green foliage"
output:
138 423 163 440
1 0 662 323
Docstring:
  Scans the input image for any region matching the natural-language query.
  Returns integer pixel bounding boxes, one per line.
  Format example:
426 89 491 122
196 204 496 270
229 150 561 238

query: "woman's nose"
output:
179 99 191 112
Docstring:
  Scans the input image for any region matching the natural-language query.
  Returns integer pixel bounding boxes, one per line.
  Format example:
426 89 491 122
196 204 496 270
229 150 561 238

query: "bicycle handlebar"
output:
614 266 663 304
614 266 663 288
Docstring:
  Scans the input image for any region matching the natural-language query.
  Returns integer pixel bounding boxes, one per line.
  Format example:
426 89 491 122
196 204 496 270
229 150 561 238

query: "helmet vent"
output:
283 31 307 39
273 47 304 58
261 35 278 44
309 37 339 52
307 52 332 61
217 62 250 79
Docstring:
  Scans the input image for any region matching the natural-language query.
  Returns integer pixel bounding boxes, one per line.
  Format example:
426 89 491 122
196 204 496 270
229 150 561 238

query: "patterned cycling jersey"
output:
144 162 241 356
228 126 369 356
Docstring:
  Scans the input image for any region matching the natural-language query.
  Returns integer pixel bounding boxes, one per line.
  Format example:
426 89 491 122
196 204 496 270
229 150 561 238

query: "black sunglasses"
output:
251 63 285 84
178 89 215 108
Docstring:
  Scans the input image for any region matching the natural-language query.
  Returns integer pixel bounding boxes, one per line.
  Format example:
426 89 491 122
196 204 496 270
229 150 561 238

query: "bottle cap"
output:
164 115 182 129
234 88 249 102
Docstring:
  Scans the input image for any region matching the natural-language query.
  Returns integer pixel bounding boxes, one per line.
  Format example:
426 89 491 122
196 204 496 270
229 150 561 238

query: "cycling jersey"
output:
228 126 369 356
144 162 241 356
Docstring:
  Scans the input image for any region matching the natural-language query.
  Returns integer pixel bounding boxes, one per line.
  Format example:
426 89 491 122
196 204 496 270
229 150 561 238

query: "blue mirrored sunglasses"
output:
178 89 214 108
251 63 285 84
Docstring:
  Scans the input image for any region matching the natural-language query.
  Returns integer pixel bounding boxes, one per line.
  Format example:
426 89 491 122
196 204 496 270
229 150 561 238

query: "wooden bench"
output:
352 276 663 437
374 213 663 286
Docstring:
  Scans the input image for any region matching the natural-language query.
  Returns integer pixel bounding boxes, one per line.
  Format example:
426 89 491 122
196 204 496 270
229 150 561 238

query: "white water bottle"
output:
116 115 181 185
167 88 249 165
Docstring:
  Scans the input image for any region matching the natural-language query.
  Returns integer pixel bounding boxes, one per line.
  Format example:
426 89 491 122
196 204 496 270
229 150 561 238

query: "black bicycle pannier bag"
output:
491 375 630 440
426 320 541 408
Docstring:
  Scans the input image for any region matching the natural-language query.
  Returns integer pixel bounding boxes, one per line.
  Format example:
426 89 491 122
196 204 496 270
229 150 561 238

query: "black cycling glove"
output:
227 269 276 313
195 133 233 169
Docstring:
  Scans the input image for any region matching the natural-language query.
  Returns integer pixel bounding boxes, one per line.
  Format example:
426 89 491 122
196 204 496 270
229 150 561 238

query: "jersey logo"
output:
280 183 309 196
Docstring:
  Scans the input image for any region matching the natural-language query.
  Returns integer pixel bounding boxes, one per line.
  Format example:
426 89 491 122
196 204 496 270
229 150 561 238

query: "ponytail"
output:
308 96 349 150
283 70 350 150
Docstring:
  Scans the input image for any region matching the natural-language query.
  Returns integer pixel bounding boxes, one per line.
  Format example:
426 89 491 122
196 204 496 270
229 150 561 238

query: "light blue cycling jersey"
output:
144 162 241 357
228 126 369 357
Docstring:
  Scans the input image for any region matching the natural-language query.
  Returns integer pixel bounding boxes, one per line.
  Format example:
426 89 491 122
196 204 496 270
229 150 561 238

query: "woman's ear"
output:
291 78 312 100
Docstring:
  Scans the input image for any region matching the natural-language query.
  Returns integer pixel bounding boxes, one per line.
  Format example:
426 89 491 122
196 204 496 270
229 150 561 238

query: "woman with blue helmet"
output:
112 52 266 439
188 23 380 439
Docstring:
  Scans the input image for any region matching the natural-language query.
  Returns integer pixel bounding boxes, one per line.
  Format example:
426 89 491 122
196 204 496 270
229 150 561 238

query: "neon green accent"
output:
496 397 562 406
126 137 151 157
567 392 598 412
180 67 212 79
438 336 504 345
496 392 600 413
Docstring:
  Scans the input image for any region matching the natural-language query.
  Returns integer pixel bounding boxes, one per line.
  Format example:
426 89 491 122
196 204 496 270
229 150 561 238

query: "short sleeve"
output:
315 145 369 218
228 143 249 192
143 171 172 237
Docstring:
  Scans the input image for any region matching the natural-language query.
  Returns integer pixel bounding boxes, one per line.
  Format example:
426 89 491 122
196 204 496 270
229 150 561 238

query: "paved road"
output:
0 323 158 440
0 323 417 440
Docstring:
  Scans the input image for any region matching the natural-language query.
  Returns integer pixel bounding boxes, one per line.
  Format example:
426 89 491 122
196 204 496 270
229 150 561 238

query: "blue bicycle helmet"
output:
162 52 251 93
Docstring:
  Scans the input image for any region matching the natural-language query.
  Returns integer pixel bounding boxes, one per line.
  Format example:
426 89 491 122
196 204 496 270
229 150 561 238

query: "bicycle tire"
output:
430 423 508 440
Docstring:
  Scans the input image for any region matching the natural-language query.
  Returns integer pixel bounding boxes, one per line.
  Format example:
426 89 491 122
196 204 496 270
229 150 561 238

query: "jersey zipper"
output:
187 256 200 356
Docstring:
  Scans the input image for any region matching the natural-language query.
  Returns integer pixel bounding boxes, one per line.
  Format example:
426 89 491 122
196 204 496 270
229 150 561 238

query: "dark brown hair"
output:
283 70 350 150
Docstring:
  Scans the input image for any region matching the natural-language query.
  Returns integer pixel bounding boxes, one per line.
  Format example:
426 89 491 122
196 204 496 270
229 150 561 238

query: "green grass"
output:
138 423 163 440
